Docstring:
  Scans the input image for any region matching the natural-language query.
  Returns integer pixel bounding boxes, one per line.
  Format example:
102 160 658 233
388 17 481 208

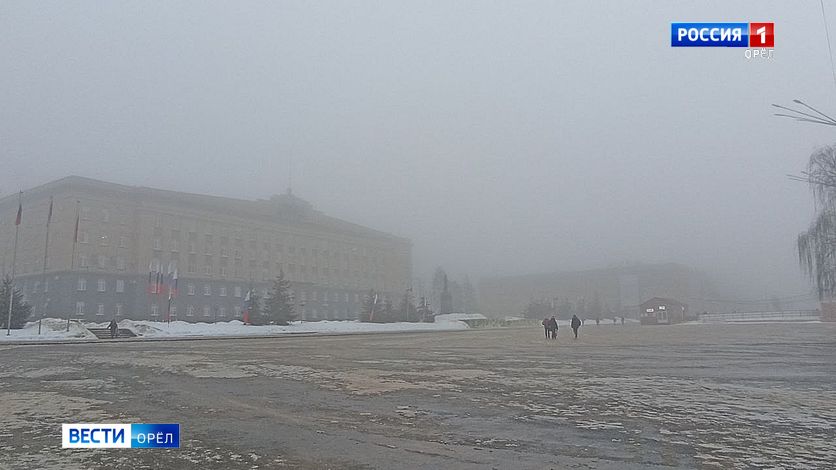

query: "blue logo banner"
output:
130 423 180 448
671 23 749 47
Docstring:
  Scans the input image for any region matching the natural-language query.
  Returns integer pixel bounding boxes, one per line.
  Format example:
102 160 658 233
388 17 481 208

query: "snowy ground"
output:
0 322 833 469
0 317 468 342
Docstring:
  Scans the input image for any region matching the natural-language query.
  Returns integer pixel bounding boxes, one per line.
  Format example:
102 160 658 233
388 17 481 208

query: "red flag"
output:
15 202 21 225
47 196 53 224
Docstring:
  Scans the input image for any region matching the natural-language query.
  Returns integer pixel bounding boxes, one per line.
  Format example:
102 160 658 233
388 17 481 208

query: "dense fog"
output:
2 1 835 305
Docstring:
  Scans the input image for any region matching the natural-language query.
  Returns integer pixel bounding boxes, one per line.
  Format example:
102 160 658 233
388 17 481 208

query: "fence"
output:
699 310 820 323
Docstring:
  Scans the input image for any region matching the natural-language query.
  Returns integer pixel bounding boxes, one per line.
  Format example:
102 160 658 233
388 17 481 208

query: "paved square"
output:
1 323 834 469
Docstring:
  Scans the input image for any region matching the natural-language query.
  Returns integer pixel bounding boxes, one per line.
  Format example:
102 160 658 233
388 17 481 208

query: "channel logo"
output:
62 423 180 448
671 22 774 47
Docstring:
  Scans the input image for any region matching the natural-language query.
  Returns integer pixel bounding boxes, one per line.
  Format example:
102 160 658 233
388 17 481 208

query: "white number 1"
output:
757 26 766 43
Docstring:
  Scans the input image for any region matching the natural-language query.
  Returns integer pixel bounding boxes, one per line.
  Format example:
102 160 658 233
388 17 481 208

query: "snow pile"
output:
0 317 468 342
434 313 487 322
94 318 469 338
0 318 96 341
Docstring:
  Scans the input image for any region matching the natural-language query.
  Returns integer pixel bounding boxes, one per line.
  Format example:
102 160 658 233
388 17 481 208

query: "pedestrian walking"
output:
571 314 581 340
548 316 558 339
108 319 118 339
542 317 550 339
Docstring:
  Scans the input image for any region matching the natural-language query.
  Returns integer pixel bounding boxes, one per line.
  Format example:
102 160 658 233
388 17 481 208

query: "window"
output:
116 257 126 270
234 305 242 318
171 239 179 252
79 254 89 267
234 286 242 298
116 280 125 293
219 267 227 277
119 236 127 248
151 304 160 317
75 301 85 315
97 304 105 316
77 278 87 291
219 287 227 297
153 238 162 251
97 255 107 269
187 305 195 317
203 305 210 317
187 284 195 295
219 307 227 318
97 279 106 292
203 284 211 296
115 303 123 316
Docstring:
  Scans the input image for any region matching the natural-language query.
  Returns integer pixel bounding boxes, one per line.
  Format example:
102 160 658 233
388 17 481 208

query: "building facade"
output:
0 176 412 322
478 263 716 319
639 297 688 325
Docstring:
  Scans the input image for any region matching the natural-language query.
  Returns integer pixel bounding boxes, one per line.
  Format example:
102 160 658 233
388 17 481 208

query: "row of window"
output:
77 278 126 293
72 277 367 304
72 301 360 320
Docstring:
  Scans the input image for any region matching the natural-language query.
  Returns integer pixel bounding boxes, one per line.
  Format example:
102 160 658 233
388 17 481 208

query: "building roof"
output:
2 176 410 246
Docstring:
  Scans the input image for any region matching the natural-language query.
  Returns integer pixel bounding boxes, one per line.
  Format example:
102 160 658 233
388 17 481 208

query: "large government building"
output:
0 176 412 322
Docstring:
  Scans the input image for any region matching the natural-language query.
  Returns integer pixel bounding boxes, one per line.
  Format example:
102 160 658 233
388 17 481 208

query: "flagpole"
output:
6 192 22 336
68 200 79 332
38 196 53 335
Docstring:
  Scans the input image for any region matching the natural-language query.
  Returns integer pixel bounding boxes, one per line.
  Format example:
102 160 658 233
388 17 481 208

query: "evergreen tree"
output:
0 277 31 329
461 275 478 314
416 297 434 322
265 271 295 325
247 290 266 325
381 299 396 323
398 289 418 322
523 299 552 319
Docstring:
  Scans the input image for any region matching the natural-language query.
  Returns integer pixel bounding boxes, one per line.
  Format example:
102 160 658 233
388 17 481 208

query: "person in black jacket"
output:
108 319 118 338
548 316 558 339
570 315 581 340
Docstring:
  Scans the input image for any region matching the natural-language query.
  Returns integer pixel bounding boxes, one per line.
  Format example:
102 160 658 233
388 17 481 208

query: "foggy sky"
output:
3 1 836 301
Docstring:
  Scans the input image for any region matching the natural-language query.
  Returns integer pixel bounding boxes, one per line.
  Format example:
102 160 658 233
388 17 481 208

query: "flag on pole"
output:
47 196 53 224
15 201 22 225
148 261 154 289
73 212 80 242
168 269 178 299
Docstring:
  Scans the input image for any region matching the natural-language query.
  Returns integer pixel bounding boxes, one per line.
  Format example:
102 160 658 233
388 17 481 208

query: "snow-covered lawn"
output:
0 317 469 342
0 318 97 341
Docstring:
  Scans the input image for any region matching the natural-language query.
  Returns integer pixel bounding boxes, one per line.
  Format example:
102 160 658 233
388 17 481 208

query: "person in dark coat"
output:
548 316 558 339
570 314 581 340
542 318 550 338
108 319 118 338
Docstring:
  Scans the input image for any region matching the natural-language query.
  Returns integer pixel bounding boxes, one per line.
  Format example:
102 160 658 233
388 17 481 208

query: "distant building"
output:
639 297 689 325
479 263 716 318
0 176 411 322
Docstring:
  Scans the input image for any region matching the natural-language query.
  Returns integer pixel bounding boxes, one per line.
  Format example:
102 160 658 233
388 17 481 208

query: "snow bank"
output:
0 317 467 342
0 318 96 341
90 318 469 339
434 313 487 322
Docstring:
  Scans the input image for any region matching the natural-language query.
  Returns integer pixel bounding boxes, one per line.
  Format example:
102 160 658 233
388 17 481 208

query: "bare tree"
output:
798 144 836 299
